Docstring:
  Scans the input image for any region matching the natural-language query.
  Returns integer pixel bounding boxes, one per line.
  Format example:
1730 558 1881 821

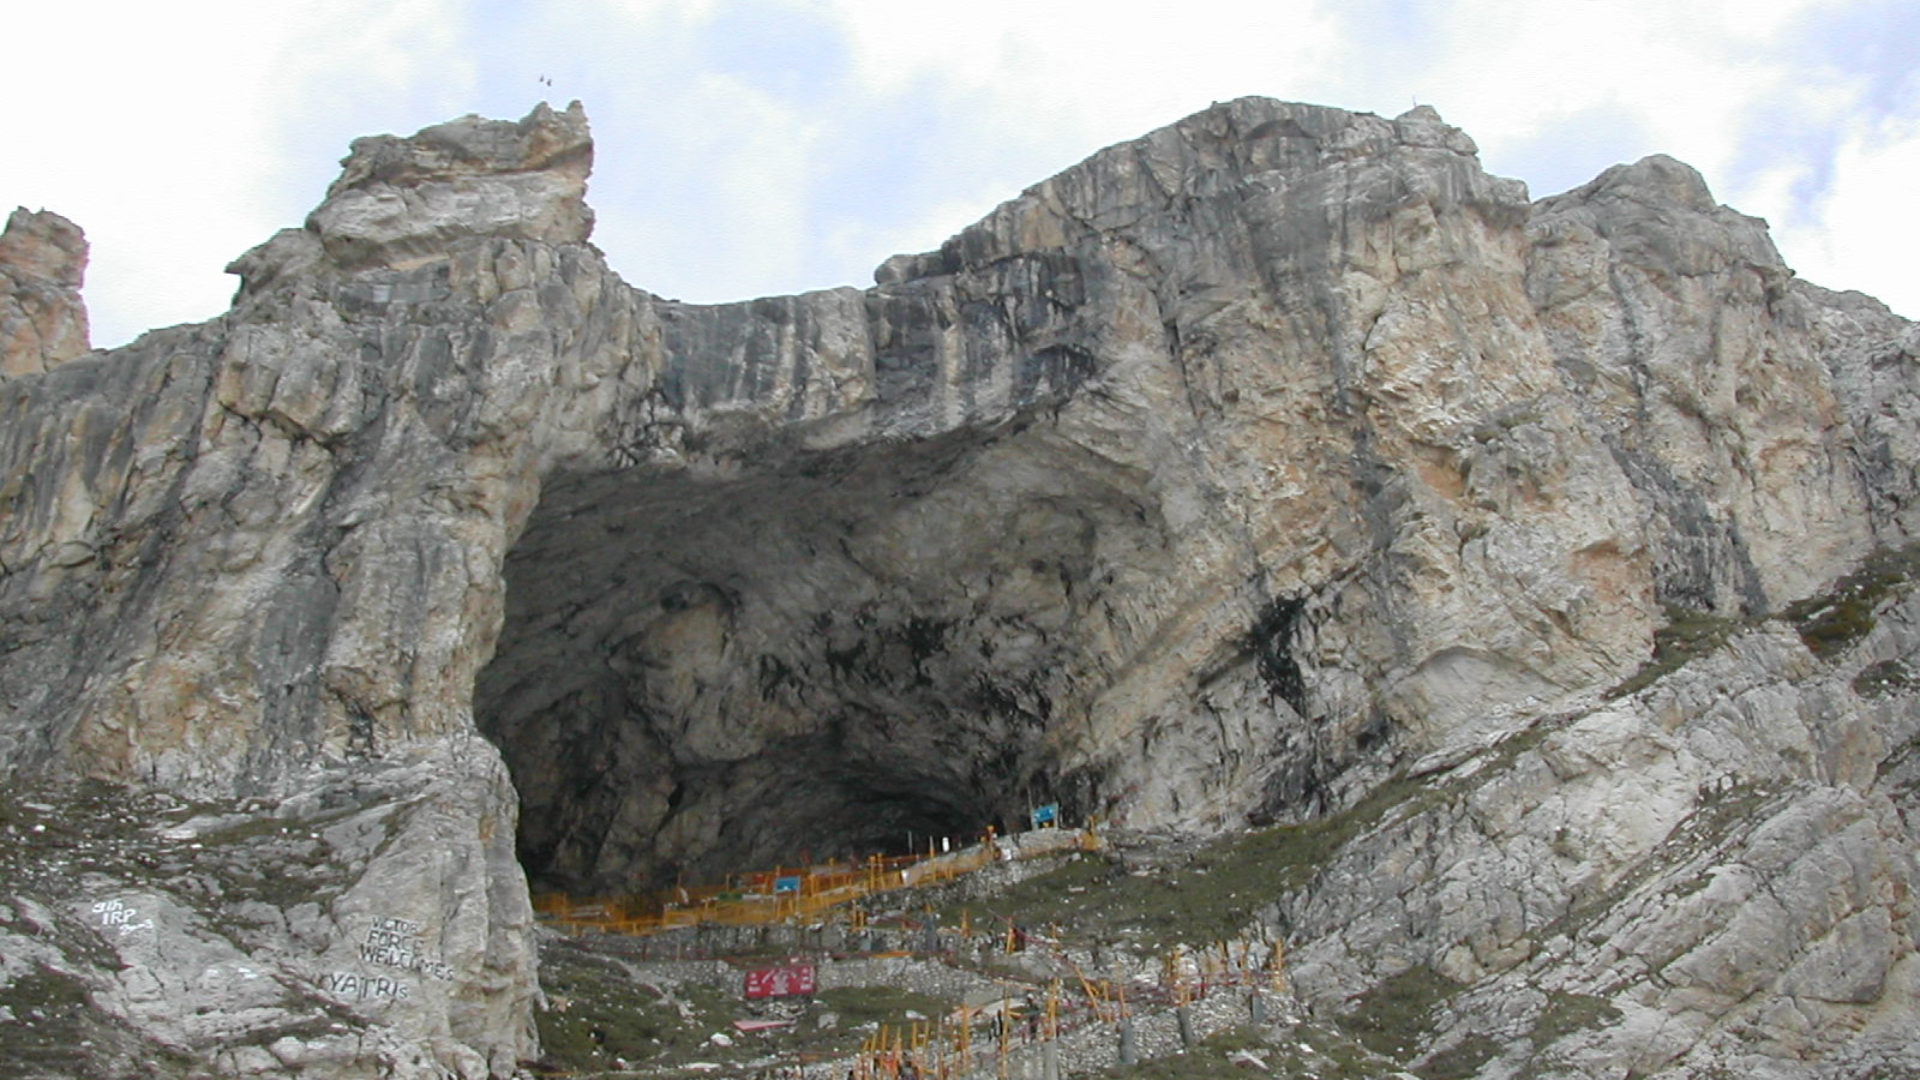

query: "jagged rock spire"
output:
229 101 595 297
0 207 90 379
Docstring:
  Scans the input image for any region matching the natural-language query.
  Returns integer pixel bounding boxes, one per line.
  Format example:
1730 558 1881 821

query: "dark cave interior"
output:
474 421 1165 894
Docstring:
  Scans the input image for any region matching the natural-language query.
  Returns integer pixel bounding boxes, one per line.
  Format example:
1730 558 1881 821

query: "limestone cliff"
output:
0 98 1916 1079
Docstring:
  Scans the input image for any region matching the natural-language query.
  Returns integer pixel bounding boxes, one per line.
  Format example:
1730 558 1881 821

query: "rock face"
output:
0 208 91 379
1 97 1917 1078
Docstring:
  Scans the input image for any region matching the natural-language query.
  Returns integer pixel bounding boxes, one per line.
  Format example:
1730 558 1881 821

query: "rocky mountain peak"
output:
1579 152 1721 211
0 208 87 287
2 98 1918 1079
878 97 1503 287
325 100 592 195
298 100 594 274
0 207 89 378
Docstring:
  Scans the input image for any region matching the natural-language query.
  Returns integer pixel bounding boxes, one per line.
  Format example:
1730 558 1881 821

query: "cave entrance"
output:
474 422 1154 895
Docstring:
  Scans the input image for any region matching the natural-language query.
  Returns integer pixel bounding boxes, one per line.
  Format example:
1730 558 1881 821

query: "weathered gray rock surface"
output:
1 96 1916 1078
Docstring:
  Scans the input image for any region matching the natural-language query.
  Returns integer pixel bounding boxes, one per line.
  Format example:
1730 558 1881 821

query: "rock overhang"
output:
3 93 1918 1079
183 94 1790 882
477 415 1174 891
2 92 1848 823
448 98 1600 890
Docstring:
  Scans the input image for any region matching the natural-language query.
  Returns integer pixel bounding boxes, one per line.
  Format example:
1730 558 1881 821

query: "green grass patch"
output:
812 985 952 1030
0 966 108 1074
1528 990 1621 1048
727 980 955 1060
1876 728 1920 788
532 944 753 1075
1420 1033 1502 1080
1606 604 1739 699
1336 964 1460 1060
951 770 1447 952
1783 543 1920 659
1853 659 1915 697
532 940 957 1075
938 854 1115 931
1 963 91 1012
1597 544 1920 699
0 963 202 1077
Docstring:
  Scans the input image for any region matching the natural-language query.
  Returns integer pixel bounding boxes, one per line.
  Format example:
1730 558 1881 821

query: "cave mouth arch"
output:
474 421 1160 895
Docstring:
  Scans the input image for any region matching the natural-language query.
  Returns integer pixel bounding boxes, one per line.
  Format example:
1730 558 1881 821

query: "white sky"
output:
3 0 1914 349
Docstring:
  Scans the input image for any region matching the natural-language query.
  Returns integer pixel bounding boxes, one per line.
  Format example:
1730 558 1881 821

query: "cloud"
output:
0 0 474 348
823 0 1348 154
1476 102 1654 200
730 0 1357 292
4 4 306 347
1375 0 1826 183
449 1 851 301
1700 0 1920 314
1287 0 1919 317
4 0 1912 343
1761 113 1920 316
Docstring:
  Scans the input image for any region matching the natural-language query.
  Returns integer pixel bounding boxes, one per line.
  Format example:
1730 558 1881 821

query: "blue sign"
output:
774 876 803 894
1030 804 1059 828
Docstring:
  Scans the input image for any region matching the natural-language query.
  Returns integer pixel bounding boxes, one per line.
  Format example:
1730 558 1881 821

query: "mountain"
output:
1 97 1915 1079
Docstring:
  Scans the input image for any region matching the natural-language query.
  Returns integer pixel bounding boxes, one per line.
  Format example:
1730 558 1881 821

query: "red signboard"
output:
743 964 817 999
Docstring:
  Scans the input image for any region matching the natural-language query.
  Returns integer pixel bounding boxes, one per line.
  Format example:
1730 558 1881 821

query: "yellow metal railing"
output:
535 827 1102 937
